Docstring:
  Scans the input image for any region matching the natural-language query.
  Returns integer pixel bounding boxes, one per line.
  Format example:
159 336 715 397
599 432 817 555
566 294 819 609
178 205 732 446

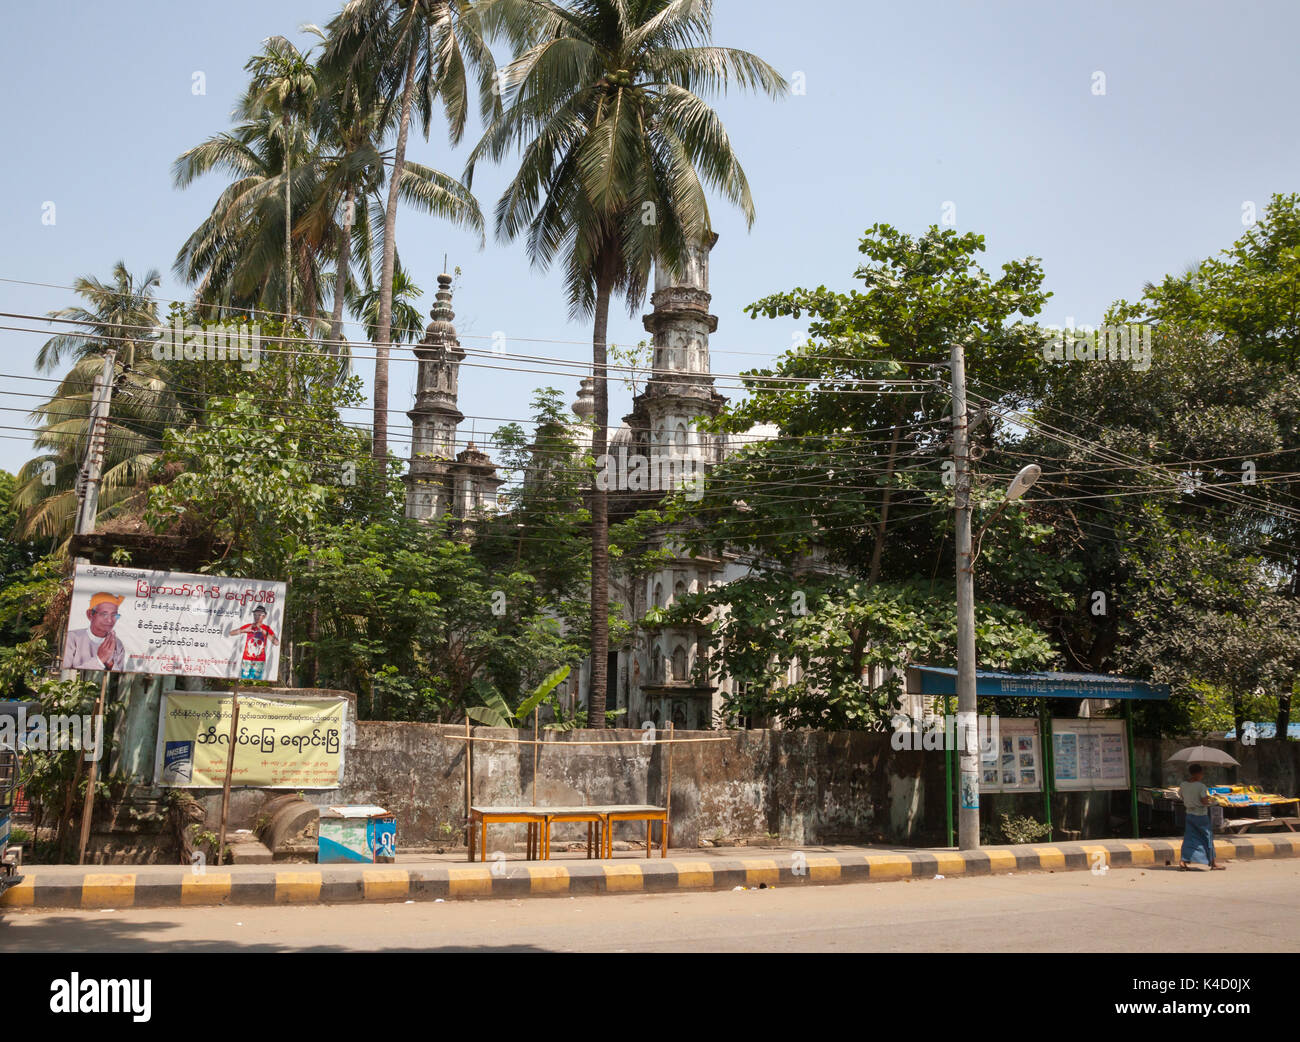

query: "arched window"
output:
674 422 687 454
671 645 687 683
654 581 664 609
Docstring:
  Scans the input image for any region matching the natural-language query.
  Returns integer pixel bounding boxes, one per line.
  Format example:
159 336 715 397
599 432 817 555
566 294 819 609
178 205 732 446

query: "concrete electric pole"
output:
75 348 117 541
950 340 980 850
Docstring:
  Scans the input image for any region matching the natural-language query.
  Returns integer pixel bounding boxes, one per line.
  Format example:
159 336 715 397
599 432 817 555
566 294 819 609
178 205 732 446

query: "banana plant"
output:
466 664 571 728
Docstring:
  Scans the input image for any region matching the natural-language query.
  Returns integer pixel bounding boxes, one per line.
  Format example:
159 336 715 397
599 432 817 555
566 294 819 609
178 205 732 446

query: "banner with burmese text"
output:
155 692 345 788
61 563 285 680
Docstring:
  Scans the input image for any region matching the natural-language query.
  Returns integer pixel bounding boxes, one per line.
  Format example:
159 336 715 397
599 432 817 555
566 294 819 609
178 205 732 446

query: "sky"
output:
2 0 1298 478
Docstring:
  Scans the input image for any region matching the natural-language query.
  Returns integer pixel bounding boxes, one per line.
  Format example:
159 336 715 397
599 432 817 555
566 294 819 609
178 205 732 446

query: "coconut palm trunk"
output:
328 185 356 351
588 257 616 727
372 41 419 466
284 112 293 319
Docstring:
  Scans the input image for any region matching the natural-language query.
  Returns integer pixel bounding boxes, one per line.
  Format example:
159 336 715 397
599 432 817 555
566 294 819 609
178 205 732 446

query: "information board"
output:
1051 718 1129 791
979 718 1042 794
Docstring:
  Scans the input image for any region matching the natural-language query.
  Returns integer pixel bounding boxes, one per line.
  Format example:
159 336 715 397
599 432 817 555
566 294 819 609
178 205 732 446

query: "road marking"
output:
362 870 409 901
931 852 967 875
742 858 779 886
806 856 842 881
182 873 231 905
673 861 714 888
1119 841 1154 866
603 864 644 891
82 873 135 908
984 849 1017 872
275 872 321 903
447 867 493 897
0 878 35 907
526 864 570 893
865 854 913 879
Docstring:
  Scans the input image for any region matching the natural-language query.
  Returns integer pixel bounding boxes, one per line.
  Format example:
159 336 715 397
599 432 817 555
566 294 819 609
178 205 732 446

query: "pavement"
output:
6 857 1298 952
2 832 1296 908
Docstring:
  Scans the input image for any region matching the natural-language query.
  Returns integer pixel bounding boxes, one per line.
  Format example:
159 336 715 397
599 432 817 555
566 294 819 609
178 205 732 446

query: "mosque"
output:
403 235 793 730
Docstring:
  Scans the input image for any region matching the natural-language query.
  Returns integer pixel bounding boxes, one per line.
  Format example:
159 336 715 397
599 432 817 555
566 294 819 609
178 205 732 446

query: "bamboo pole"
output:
532 706 539 805
215 682 242 866
441 734 730 747
464 716 472 842
665 722 675 855
61 738 87 860
76 669 114 865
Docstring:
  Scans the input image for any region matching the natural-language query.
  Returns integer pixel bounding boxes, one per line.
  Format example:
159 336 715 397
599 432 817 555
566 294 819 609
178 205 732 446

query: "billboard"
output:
155 691 346 788
61 564 286 681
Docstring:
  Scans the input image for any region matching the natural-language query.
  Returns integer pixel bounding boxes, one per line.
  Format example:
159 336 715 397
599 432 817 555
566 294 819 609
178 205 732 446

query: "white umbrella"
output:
1165 745 1240 767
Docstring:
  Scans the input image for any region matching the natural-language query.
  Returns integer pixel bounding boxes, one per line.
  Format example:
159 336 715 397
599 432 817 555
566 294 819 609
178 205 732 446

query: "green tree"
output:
144 336 374 580
467 0 785 725
1007 326 1300 737
665 572 1052 730
687 224 1050 577
1116 507 1300 739
1132 192 1300 369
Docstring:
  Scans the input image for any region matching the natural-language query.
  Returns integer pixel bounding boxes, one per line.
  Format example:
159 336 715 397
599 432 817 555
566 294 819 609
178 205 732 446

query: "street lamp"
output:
951 340 1040 850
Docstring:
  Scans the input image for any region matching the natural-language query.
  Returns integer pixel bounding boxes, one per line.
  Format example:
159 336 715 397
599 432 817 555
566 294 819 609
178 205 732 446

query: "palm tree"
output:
321 0 508 465
173 107 323 318
37 262 161 372
348 265 426 347
467 0 785 724
19 267 189 543
242 35 321 321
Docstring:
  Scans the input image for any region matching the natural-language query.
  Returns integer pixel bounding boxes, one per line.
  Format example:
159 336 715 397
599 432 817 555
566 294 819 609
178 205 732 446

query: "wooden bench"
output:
467 806 548 863
467 804 669 861
1223 816 1300 834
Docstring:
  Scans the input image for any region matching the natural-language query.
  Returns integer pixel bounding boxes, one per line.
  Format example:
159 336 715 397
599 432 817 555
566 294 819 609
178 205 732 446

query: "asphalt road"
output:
3 858 1297 952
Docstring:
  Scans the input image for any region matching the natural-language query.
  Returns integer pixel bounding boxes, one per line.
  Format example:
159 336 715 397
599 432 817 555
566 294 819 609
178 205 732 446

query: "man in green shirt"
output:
1179 764 1223 870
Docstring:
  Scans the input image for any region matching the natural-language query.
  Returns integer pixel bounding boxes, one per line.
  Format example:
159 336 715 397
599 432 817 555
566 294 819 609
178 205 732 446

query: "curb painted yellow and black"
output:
4 835 1296 909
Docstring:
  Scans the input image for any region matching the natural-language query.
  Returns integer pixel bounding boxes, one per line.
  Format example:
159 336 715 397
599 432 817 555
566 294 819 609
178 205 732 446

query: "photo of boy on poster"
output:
231 605 279 681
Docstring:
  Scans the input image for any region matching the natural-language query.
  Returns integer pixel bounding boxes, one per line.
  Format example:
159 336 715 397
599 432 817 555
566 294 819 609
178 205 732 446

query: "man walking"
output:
1179 763 1224 871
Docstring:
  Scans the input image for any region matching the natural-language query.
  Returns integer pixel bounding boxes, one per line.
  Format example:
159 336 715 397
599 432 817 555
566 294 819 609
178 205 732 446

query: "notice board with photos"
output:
979 718 1043 793
1051 718 1129 790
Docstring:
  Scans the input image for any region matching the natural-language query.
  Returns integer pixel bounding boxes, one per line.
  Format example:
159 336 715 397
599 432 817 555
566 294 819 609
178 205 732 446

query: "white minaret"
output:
636 232 725 461
405 273 465 520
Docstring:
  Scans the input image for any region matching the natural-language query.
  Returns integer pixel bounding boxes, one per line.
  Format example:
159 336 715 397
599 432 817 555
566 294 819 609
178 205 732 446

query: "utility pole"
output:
75 348 117 541
73 347 117 864
62 348 118 687
950 341 980 850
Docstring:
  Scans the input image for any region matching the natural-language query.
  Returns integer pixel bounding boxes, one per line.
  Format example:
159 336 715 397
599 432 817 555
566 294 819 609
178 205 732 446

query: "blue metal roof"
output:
911 665 1170 701
1225 723 1300 740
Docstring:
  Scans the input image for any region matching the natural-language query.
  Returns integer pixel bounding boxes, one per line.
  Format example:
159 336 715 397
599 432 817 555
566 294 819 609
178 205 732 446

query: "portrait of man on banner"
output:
62 591 129 672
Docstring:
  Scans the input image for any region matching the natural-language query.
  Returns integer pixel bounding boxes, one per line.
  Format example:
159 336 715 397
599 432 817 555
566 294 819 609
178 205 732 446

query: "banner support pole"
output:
76 668 115 865
216 681 243 866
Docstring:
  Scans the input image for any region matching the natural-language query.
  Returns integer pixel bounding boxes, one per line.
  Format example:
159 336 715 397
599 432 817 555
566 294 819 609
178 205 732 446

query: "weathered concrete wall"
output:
184 724 1300 850
320 724 940 848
